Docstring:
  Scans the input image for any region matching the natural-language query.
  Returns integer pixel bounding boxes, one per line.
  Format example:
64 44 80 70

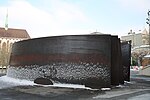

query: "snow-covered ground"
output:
0 75 105 90
0 75 35 89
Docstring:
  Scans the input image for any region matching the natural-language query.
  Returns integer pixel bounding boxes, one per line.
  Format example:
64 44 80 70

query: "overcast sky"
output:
0 0 149 38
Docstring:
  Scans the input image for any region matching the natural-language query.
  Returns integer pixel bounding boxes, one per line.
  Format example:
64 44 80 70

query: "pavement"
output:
0 70 150 100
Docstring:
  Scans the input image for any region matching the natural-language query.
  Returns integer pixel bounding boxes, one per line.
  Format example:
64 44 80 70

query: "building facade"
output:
0 27 30 66
121 29 150 67
121 29 149 48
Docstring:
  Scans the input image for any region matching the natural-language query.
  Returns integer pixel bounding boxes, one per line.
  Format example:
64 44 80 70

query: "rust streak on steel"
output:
10 53 110 66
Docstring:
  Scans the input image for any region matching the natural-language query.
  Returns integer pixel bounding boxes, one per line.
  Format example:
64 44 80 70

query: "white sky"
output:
0 0 149 38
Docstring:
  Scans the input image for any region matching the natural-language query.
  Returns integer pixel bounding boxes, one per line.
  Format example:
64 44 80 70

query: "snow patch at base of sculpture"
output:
0 75 95 89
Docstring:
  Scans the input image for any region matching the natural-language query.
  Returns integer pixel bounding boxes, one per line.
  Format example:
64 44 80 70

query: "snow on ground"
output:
0 75 100 90
144 54 150 58
0 75 35 89
101 88 111 91
0 75 35 85
116 85 126 88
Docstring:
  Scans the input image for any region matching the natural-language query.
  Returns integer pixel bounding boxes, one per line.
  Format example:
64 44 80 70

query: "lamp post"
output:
146 10 150 52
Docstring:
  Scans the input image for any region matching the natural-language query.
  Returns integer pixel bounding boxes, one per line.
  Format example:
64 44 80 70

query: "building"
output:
121 29 149 48
0 27 30 66
121 29 150 67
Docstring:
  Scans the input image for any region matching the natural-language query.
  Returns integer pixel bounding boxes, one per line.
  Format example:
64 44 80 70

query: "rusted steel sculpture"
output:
7 34 131 89
111 36 120 85
121 41 131 82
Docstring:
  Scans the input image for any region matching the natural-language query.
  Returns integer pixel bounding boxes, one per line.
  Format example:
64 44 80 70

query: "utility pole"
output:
146 10 150 53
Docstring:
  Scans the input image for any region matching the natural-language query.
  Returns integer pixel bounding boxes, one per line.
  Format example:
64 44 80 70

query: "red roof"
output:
0 27 30 38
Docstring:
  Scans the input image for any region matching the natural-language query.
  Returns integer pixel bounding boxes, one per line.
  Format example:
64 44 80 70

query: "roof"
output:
0 27 30 38
142 28 148 35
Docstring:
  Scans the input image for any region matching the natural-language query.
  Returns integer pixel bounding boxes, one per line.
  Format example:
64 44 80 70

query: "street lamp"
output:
146 10 150 52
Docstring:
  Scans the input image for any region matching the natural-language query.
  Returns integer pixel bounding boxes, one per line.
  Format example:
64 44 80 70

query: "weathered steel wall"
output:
121 41 131 82
8 35 112 88
7 34 131 89
118 38 124 84
111 36 120 85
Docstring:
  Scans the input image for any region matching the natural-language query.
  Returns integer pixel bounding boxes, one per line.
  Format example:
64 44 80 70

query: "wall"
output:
8 35 112 88
0 37 23 66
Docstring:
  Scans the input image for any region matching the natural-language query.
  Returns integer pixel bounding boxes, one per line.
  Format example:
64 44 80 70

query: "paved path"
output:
0 72 150 100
